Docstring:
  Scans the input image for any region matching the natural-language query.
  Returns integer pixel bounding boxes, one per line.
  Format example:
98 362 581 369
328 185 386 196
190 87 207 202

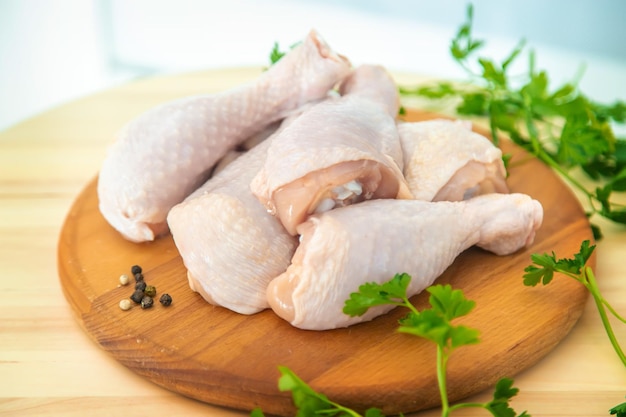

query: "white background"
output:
2 0 626 132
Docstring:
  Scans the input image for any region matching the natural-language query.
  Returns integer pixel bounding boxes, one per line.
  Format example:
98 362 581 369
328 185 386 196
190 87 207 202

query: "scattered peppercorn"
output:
130 289 144 304
119 274 130 286
140 296 154 309
144 285 157 298
135 280 147 292
119 265 173 310
159 293 172 306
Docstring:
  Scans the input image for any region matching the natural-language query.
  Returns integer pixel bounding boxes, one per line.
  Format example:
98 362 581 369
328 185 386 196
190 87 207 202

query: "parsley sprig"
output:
254 274 529 417
611 400 626 417
269 42 286 65
524 240 626 366
252 366 384 417
524 241 626 415
400 5 626 239
267 41 301 67
346 276 528 417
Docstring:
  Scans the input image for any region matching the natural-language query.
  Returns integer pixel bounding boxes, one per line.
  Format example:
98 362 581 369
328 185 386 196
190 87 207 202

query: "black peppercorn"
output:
135 280 147 292
159 293 172 306
134 272 144 282
140 296 154 309
130 289 144 304
131 265 142 275
144 285 157 298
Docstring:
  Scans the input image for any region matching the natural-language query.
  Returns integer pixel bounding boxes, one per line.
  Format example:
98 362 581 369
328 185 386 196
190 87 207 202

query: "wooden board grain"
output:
57 109 594 416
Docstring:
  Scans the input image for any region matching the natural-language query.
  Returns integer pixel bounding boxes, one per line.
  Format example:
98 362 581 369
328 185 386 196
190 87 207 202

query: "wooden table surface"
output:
1 67 625 417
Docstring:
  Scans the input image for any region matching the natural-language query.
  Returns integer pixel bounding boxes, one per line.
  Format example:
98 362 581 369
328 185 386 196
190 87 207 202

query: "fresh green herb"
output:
267 41 303 67
343 271 413 316
610 399 626 417
269 42 287 65
250 367 382 417
449 4 485 63
280 366 384 417
524 240 626 367
256 274 528 417
347 276 527 417
400 4 626 239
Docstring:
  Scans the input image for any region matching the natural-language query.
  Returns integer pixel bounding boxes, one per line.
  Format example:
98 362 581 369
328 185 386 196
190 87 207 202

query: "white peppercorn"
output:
119 274 130 286
119 299 132 311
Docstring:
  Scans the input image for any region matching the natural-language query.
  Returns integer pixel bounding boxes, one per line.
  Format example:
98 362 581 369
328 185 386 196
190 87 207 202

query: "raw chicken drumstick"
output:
398 119 508 201
266 193 543 330
251 64 411 235
167 139 297 314
97 29 351 242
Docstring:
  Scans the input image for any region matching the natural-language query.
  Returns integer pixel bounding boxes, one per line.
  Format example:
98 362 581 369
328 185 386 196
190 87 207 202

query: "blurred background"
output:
1 0 626 132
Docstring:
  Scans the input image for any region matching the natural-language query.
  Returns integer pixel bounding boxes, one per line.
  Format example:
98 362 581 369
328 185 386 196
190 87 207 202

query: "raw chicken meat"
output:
266 193 543 330
167 139 298 314
251 65 411 235
211 149 244 176
337 65 402 163
97 29 351 242
398 119 508 201
167 99 322 314
240 119 283 151
338 64 400 118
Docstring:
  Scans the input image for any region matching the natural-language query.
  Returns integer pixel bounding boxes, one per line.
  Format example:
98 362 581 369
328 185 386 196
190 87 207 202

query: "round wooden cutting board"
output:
57 109 594 416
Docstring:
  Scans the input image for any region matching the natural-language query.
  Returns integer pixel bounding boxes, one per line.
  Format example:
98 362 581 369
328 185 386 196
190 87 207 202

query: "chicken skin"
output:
398 119 508 201
251 65 411 235
167 139 298 314
266 193 543 330
98 30 351 242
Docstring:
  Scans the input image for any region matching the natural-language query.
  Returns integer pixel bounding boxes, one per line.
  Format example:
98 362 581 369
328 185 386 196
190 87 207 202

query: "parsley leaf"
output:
399 82 460 100
611 400 626 417
277 366 334 414
525 241 626 368
523 240 595 286
276 366 381 417
343 272 411 317
269 42 286 65
398 285 480 350
267 40 303 68
450 4 484 62
427 284 476 321
484 378 530 417
399 309 480 350
249 408 263 417
345 278 524 416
